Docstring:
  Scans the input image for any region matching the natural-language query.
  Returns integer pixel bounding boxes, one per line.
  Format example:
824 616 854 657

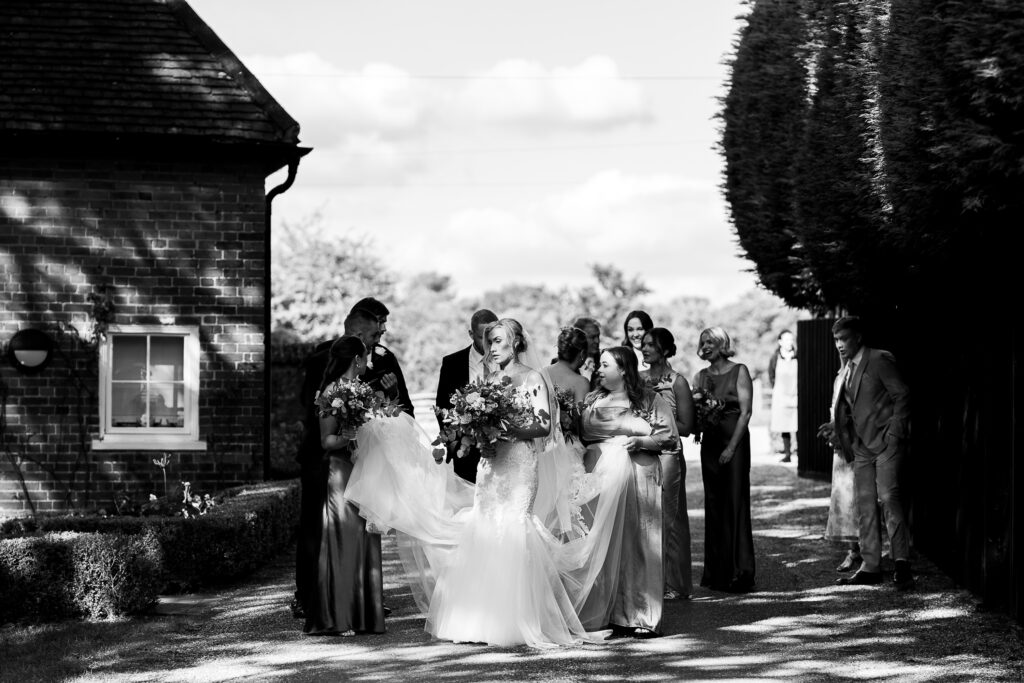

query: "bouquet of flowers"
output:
692 389 726 444
314 378 400 447
433 376 541 458
554 386 582 443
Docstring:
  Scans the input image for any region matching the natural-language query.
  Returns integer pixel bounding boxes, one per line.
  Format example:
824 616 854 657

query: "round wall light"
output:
7 328 55 374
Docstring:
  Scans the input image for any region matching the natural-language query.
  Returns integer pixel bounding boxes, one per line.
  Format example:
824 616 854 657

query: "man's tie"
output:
844 360 856 395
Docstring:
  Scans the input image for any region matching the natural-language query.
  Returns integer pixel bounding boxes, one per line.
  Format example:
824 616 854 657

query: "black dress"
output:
303 451 386 635
695 364 755 591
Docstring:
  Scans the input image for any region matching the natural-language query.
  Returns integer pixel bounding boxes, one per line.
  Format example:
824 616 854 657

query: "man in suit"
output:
435 308 498 483
818 316 913 589
572 316 602 389
351 297 414 417
291 306 393 619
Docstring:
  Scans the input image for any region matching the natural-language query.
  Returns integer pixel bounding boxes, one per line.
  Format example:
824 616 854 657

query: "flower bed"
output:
0 479 300 622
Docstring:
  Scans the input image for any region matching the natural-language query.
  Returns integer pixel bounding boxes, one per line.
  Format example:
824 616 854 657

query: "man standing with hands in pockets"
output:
818 316 913 590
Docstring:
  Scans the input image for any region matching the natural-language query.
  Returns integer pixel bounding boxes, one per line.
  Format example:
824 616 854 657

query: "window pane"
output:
112 337 147 381
151 337 184 382
149 383 185 427
111 383 147 427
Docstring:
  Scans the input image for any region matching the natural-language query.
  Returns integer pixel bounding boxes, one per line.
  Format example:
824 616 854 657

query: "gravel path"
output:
4 439 1023 682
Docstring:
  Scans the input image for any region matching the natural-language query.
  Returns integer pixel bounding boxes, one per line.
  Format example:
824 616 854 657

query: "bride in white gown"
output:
344 318 637 648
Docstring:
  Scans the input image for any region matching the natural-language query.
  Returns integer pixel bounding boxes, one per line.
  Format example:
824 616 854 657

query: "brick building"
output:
0 0 309 513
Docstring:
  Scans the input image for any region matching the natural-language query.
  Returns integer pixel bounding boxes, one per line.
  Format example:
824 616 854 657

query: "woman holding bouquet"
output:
576 346 679 637
692 326 755 592
303 335 385 637
385 318 601 648
640 328 695 601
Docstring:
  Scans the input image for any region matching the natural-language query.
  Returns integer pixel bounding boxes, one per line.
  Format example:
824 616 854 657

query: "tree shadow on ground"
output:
2 462 1023 682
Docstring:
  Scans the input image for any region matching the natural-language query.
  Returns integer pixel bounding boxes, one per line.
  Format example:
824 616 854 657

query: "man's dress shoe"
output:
893 561 916 590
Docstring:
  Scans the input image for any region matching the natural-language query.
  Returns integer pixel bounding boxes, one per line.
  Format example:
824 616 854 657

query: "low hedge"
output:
0 530 163 622
0 479 300 621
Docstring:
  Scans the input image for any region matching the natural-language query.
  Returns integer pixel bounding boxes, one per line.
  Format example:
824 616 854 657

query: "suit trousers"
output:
853 440 909 572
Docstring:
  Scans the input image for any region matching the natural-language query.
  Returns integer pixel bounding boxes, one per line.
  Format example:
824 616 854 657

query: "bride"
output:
344 318 603 647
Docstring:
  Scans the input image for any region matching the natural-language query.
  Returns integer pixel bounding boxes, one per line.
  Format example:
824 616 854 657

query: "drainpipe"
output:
263 155 302 479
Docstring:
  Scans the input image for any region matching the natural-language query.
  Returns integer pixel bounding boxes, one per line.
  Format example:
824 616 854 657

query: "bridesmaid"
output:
640 328 696 600
542 326 591 403
620 310 654 370
303 336 386 636
579 346 678 637
692 326 756 592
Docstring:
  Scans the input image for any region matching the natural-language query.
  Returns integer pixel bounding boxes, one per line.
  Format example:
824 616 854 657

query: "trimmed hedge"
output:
0 530 163 622
0 479 300 620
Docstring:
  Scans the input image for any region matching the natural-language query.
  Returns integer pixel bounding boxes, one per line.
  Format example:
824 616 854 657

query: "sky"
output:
187 1 758 306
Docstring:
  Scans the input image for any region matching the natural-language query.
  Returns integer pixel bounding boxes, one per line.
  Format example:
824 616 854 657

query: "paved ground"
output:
4 429 1024 682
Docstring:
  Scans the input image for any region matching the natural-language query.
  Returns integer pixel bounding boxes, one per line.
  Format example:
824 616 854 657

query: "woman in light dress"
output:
640 328 696 601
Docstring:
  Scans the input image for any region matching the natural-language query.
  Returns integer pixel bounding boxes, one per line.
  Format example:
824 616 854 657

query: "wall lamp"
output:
6 328 55 374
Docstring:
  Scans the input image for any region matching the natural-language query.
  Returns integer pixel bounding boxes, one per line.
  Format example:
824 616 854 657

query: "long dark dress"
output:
695 364 755 591
303 452 386 635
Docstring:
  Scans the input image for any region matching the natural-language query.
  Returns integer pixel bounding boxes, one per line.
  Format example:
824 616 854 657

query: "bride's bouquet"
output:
692 389 726 444
314 378 401 448
433 376 539 458
553 386 582 443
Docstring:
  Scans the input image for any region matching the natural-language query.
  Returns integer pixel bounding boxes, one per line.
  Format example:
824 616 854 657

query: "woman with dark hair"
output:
692 327 755 592
576 346 678 637
542 326 591 404
303 335 385 637
640 328 695 600
621 310 654 370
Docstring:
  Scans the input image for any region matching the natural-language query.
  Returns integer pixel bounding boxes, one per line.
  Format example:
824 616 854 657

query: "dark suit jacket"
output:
831 346 910 459
363 344 415 417
436 345 480 483
296 340 333 466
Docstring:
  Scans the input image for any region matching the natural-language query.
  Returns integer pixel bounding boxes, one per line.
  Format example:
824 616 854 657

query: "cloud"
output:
243 53 432 145
396 170 754 304
452 56 653 130
297 135 425 187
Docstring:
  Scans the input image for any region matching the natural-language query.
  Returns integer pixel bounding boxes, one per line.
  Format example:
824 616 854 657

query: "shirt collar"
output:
469 345 484 366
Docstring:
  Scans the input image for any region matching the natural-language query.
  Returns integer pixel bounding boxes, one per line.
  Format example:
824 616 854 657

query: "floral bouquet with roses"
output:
553 386 582 443
314 378 401 448
433 376 541 458
691 388 726 444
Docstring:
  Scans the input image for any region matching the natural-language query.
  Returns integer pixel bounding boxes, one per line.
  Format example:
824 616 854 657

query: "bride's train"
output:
344 413 634 647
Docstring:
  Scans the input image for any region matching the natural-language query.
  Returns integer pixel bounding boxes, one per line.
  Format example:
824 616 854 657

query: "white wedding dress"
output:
344 367 633 647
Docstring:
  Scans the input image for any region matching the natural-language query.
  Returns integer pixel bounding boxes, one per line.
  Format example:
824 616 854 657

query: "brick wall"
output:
0 154 268 514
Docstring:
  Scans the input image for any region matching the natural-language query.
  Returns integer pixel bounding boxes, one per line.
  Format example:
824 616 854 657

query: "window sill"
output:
91 437 208 451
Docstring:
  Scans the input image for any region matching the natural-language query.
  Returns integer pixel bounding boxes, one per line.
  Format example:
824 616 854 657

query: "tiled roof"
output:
0 0 300 145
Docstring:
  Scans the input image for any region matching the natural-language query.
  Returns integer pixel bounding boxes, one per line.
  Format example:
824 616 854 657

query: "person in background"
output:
542 326 591 404
819 316 913 590
768 330 799 463
435 309 499 483
621 310 654 371
572 316 603 387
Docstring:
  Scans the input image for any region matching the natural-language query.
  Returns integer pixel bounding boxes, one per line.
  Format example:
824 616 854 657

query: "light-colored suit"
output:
831 347 910 573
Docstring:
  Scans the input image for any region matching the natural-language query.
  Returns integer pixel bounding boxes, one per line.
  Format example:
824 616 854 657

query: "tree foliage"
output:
722 0 1024 316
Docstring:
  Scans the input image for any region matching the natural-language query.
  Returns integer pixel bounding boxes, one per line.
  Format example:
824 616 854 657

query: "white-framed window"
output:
92 324 206 451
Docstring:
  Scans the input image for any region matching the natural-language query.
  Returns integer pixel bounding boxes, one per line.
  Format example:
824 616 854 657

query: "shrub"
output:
0 531 163 623
0 479 300 596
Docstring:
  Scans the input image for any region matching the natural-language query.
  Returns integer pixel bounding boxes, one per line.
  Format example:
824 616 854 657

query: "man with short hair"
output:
435 308 499 483
572 316 602 388
818 316 913 590
350 297 414 417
